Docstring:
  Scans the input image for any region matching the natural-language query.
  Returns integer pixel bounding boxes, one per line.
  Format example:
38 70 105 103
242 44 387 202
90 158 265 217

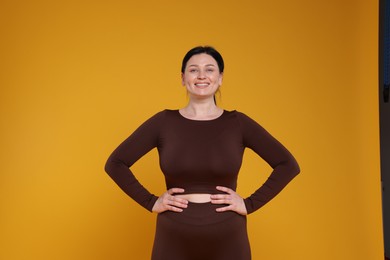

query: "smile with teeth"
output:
195 83 210 88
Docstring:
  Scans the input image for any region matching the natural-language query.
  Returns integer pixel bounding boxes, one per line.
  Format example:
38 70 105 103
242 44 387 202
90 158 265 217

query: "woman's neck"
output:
180 100 223 120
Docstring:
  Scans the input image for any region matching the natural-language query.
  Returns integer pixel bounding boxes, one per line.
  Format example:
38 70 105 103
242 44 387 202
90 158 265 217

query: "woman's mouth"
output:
195 83 209 88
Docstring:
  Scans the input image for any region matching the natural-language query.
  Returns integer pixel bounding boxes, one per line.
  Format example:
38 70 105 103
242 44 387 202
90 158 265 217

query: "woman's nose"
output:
197 71 206 79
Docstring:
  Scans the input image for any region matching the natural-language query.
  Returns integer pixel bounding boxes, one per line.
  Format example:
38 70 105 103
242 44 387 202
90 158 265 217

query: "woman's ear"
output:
181 72 185 86
218 72 224 86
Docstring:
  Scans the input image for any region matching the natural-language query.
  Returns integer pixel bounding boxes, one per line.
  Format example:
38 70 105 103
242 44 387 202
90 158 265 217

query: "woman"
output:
105 46 300 260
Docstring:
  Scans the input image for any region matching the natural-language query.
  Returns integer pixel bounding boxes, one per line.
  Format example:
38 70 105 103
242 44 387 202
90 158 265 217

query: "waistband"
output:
157 202 244 226
168 185 235 195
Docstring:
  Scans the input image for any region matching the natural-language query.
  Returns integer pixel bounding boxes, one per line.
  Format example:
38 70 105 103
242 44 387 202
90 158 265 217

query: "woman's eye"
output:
189 69 198 73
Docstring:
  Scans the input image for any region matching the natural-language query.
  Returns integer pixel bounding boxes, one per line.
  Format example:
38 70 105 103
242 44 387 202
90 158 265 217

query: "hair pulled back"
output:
181 46 224 73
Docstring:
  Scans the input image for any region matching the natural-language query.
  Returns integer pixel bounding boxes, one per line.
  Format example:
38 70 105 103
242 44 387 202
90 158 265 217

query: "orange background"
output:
0 0 383 259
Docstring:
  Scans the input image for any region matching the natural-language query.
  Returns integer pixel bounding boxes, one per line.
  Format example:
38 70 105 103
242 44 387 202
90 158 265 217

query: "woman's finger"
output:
211 186 248 215
167 205 185 212
152 188 187 213
210 194 230 200
168 188 185 194
169 198 188 208
215 205 233 212
210 194 232 205
216 186 233 194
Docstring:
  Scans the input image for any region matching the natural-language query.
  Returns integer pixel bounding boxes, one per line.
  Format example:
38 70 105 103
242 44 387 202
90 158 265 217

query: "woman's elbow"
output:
290 159 300 177
104 160 112 175
104 157 117 176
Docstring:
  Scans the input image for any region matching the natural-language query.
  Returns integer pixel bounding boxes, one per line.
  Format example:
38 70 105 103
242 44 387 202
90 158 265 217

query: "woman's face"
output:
181 53 223 101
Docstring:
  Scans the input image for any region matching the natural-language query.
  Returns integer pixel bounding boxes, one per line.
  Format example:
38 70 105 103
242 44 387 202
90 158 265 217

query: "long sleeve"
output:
104 112 165 212
237 112 300 214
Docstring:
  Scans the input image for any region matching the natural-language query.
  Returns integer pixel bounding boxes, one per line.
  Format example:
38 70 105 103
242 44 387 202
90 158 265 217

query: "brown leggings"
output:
151 202 251 260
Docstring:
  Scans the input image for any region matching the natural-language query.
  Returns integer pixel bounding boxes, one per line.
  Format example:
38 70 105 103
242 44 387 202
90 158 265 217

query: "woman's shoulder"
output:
147 109 180 122
148 109 176 117
158 109 180 119
162 109 178 114
227 110 265 129
225 109 251 120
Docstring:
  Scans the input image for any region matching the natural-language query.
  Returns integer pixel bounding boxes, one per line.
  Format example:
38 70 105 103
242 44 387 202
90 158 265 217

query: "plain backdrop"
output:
0 0 383 259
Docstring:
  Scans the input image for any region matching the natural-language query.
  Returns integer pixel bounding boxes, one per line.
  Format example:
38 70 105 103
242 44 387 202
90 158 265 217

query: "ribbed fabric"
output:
105 109 300 213
152 202 251 260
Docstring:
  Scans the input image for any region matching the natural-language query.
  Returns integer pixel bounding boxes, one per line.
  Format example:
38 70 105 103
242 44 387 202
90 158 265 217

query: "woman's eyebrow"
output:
188 64 216 67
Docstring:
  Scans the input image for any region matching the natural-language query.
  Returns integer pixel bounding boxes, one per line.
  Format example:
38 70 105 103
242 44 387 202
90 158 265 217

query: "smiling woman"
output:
181 53 222 104
104 46 300 260
180 53 224 119
0 0 382 259
181 46 224 107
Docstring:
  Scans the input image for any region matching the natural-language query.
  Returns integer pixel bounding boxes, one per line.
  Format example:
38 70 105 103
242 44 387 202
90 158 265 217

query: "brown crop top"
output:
105 109 300 214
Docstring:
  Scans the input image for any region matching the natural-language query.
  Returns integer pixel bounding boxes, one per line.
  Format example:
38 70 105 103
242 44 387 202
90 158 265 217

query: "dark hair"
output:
181 46 224 73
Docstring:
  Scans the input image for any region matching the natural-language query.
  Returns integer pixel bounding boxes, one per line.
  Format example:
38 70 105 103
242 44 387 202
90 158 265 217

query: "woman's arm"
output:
237 112 300 214
104 112 165 212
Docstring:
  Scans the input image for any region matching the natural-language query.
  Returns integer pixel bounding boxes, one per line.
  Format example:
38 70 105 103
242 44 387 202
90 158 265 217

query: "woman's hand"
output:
210 186 248 215
152 188 188 213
